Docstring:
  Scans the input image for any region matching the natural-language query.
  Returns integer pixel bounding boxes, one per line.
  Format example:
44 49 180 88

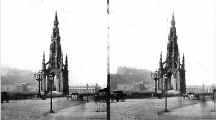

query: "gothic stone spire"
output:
182 53 185 69
54 11 59 26
166 13 179 70
49 12 62 69
159 51 163 70
171 12 175 27
42 52 46 70
64 54 68 71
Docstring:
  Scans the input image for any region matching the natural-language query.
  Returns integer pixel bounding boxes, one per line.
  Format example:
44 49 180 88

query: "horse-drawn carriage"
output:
93 88 126 112
94 88 126 102
1 92 9 103
111 90 126 102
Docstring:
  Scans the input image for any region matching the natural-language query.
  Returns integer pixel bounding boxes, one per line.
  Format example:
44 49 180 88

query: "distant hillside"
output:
110 67 154 92
1 67 37 92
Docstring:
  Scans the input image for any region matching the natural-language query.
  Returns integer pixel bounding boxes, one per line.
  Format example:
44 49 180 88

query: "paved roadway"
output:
1 97 81 120
162 101 216 120
43 97 216 120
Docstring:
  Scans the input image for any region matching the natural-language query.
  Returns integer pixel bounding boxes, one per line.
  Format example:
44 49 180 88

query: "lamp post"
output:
48 72 55 113
151 71 158 96
164 73 168 112
86 84 89 102
34 71 42 97
213 89 216 112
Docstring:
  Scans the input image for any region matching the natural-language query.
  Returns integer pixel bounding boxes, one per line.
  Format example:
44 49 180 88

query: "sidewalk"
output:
43 99 157 120
43 102 107 120
162 101 216 120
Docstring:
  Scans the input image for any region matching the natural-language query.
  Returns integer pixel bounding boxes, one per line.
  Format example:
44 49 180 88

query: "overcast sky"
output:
1 0 216 87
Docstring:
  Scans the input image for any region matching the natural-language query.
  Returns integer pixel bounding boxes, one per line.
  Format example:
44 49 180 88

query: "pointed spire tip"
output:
54 11 59 25
171 12 175 26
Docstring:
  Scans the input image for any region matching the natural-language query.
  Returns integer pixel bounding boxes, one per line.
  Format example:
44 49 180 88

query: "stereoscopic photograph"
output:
1 0 216 120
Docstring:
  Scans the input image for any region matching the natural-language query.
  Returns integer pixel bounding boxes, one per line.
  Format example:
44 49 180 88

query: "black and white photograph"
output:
1 0 216 120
